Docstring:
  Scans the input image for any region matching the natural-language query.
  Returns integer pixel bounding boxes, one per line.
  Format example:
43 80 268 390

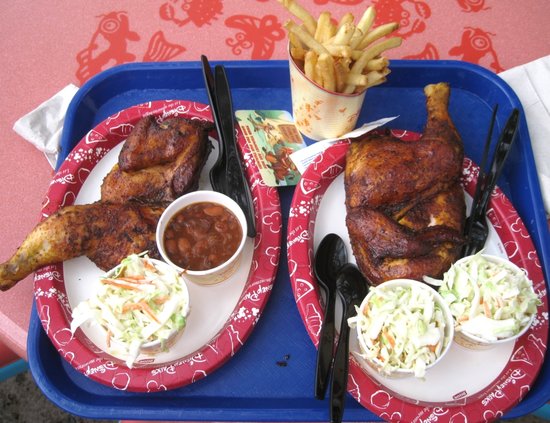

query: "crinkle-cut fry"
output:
365 56 389 71
278 0 317 35
316 53 336 92
314 11 334 43
325 44 352 58
358 22 400 50
350 6 376 49
285 20 330 56
330 22 355 46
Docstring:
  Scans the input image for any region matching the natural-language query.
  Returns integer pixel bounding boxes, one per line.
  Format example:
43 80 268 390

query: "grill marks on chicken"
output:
345 83 466 285
101 116 213 203
0 202 166 291
0 115 214 291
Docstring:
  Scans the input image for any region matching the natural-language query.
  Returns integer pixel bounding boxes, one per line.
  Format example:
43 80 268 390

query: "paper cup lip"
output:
288 51 366 98
455 313 535 348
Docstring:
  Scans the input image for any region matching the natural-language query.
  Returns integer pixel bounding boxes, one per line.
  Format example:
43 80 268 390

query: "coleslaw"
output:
70 253 190 368
349 280 452 378
437 252 540 342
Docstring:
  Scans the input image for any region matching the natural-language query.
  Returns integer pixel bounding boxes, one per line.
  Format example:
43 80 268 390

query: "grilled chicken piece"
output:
101 116 213 203
345 82 466 285
0 202 166 291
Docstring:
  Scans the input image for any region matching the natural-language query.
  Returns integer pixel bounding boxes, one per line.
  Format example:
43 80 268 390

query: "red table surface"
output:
1 0 549 363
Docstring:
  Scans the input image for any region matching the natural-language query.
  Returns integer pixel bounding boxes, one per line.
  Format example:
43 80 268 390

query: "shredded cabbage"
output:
438 252 540 342
71 253 190 368
349 283 450 378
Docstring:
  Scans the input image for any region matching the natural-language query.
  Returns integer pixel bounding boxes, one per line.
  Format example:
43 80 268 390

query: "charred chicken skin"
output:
0 202 166 291
345 82 466 285
101 115 213 203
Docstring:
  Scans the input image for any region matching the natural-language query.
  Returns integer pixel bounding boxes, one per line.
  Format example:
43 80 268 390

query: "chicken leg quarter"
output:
345 82 466 285
0 202 166 291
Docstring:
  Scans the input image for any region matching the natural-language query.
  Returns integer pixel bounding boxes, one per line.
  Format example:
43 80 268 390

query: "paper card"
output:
236 110 307 186
289 116 399 174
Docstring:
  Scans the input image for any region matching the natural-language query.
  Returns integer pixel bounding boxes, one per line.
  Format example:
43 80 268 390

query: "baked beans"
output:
163 201 242 271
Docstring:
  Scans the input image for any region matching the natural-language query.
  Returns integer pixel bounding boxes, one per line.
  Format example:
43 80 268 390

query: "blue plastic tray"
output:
28 60 550 421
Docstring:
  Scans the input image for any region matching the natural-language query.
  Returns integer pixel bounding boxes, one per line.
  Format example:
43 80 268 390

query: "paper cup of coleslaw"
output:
438 253 540 350
288 50 366 141
349 279 454 379
70 253 190 368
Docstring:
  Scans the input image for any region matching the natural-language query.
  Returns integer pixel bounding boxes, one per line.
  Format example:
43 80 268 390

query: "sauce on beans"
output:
163 201 242 271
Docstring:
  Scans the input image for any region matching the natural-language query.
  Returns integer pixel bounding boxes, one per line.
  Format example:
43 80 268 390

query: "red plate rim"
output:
287 132 548 422
33 99 282 392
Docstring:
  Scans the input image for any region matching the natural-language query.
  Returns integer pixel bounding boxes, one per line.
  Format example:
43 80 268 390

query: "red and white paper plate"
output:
34 100 282 392
287 132 548 422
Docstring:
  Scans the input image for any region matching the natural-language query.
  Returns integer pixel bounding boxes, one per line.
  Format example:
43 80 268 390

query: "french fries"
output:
279 0 402 94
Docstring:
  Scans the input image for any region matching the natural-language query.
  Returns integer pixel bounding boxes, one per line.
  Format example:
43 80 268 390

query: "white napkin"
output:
499 56 550 216
13 84 79 168
290 116 398 174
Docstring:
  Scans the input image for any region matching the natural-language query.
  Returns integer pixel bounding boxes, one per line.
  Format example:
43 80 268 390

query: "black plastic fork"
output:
463 107 520 256
201 55 256 238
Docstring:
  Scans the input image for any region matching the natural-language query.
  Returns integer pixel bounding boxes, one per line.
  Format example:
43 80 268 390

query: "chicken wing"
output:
345 82 466 285
101 115 213 203
0 202 166 291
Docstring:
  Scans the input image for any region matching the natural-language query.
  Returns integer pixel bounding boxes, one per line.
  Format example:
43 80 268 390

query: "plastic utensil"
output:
463 108 520 256
200 55 225 193
201 55 256 237
213 65 256 238
313 233 347 400
330 263 369 423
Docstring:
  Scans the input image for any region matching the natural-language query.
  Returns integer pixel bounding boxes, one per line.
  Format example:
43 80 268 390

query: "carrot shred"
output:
153 295 169 305
121 301 160 323
122 303 142 313
101 278 141 291
118 276 151 284
483 301 491 317
383 329 395 349
106 329 112 348
139 300 160 323
428 343 439 353
143 259 156 271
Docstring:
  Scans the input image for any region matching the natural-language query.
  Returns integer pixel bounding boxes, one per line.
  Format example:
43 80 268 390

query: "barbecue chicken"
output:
101 115 213 203
345 82 466 285
0 202 166 291
0 115 214 291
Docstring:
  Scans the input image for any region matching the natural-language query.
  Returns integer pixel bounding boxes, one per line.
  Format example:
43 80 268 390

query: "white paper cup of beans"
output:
156 190 247 285
288 50 366 141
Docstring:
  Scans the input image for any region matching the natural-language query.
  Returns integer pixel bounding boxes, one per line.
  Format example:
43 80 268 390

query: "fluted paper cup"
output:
289 52 366 141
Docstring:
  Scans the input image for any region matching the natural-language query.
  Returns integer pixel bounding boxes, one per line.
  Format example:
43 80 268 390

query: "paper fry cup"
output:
289 53 366 141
